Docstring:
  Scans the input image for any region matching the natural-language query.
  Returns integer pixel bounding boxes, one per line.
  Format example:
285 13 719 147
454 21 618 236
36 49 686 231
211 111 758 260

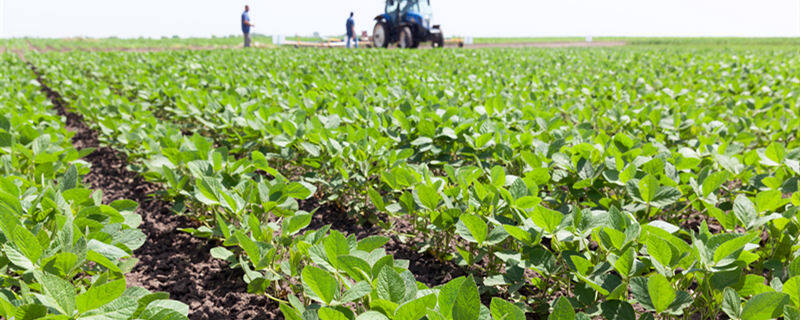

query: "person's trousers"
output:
346 35 358 48
244 32 252 48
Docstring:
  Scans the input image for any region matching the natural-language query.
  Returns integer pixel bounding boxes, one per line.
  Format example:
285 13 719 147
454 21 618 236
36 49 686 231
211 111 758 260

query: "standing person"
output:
346 12 358 48
242 5 255 48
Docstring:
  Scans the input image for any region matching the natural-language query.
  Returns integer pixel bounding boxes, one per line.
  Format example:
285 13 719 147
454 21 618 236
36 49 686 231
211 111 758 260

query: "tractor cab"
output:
373 0 443 48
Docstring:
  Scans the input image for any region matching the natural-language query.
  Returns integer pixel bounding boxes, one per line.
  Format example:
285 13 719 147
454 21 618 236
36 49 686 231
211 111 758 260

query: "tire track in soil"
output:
26 61 279 320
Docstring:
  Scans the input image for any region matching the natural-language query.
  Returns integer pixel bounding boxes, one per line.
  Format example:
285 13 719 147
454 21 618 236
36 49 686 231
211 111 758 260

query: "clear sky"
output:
1 0 799 38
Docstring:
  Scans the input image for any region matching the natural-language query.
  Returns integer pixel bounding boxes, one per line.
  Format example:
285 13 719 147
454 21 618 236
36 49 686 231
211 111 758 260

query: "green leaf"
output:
638 175 659 203
280 303 303 320
490 298 525 320
324 230 351 269
514 196 541 209
338 255 373 282
376 266 406 303
437 277 465 318
549 296 575 320
600 300 635 320
765 142 786 164
458 214 488 245
741 292 791 320
722 287 742 320
302 266 339 305
76 279 126 313
368 188 386 212
630 277 655 311
713 233 757 265
651 187 681 208
416 184 441 210
341 281 372 303
785 306 800 320
13 226 43 264
491 166 506 188
59 164 78 191
235 230 261 267
318 307 350 320
503 224 538 245
733 195 757 228
33 270 76 315
702 171 728 197
357 236 390 253
14 304 47 320
782 276 800 307
283 212 312 236
646 236 673 268
395 294 437 320
530 205 563 234
452 275 481 320
356 311 391 320
648 274 675 313
613 247 635 277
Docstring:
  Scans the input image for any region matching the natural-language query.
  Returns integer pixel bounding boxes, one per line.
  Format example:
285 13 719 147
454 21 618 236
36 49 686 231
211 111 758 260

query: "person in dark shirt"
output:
346 12 358 48
242 5 255 48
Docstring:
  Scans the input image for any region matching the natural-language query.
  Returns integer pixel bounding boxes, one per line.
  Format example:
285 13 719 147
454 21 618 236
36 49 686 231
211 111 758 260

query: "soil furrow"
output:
26 61 278 320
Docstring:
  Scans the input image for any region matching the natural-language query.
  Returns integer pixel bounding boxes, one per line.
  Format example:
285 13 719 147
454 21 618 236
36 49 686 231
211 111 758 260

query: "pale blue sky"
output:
1 0 799 38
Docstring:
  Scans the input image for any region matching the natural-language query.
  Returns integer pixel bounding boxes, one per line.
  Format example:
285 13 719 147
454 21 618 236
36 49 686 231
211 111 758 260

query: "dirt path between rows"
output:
25 60 278 320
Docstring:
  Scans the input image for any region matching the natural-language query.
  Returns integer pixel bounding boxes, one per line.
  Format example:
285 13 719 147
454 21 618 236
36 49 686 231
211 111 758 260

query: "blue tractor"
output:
372 0 444 48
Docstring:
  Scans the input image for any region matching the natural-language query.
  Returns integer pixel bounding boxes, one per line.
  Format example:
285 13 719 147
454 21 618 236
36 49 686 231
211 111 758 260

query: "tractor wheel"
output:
431 33 444 48
373 22 389 48
398 27 415 49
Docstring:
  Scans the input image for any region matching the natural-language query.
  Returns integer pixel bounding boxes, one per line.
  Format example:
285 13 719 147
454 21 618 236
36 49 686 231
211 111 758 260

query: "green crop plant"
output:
0 55 189 319
15 44 800 319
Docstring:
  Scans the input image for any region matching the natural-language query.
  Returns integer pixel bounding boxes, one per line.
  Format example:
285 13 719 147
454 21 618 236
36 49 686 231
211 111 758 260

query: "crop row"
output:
0 54 190 319
23 47 800 319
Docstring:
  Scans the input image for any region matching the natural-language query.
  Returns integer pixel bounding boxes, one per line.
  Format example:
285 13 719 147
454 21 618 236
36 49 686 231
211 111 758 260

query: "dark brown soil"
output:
28 62 279 320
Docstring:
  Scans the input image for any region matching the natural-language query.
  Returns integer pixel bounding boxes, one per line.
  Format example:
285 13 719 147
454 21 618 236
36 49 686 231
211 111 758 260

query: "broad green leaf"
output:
722 287 742 320
318 307 350 320
356 311 391 320
600 300 635 320
283 212 311 236
530 205 563 234
783 276 800 307
733 195 757 228
491 166 506 188
459 214 488 245
713 233 757 265
648 274 675 313
613 246 635 277
765 142 786 164
646 235 672 268
416 184 441 210
549 296 575 320
33 270 76 315
741 292 791 320
341 281 372 303
452 275 481 320
357 236 390 252
490 298 525 320
395 294 437 320
76 279 126 313
302 266 339 305
437 277 465 317
376 266 406 303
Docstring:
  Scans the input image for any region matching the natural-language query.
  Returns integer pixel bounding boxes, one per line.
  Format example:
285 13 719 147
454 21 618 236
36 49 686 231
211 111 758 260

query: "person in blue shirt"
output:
346 12 358 48
241 5 255 48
